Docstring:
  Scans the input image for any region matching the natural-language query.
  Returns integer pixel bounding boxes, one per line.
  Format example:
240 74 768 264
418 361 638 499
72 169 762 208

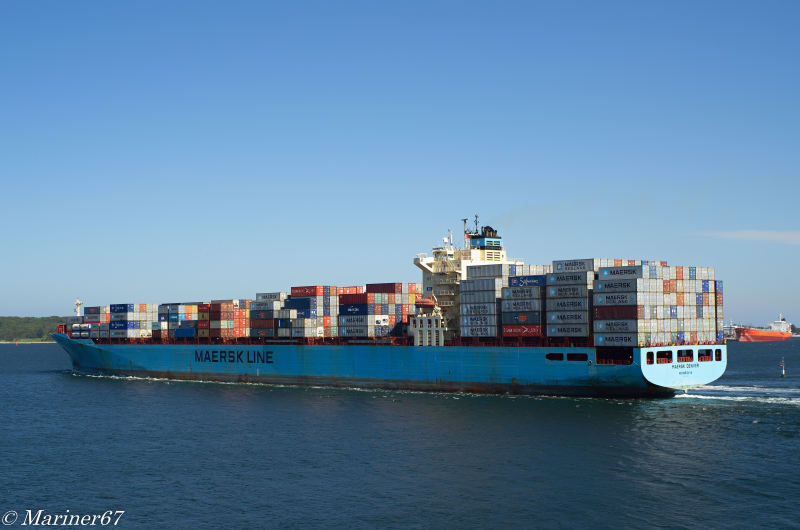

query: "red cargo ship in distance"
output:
735 314 793 342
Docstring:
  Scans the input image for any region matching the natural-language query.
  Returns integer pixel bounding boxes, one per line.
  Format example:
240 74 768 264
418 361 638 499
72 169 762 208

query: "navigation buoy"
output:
780 357 786 378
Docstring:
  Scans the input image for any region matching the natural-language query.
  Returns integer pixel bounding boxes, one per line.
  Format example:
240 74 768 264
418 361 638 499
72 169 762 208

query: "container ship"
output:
53 222 727 398
735 314 793 342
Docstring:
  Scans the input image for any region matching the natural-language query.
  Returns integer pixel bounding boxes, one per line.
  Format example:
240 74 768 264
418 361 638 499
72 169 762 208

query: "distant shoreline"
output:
0 341 55 344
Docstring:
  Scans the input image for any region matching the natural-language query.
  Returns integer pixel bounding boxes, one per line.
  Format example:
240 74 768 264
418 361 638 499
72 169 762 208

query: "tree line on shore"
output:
0 317 66 341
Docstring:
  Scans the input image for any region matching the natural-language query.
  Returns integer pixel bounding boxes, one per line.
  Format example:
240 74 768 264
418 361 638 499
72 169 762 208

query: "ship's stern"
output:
638 344 727 391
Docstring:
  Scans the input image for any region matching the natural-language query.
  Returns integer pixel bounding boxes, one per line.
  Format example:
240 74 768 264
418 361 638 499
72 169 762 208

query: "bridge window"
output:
715 349 722 362
646 351 654 365
546 353 564 361
567 353 588 362
698 349 713 362
677 349 693 363
656 351 672 364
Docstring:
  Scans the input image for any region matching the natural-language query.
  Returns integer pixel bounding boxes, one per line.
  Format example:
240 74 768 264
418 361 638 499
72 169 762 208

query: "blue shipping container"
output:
508 275 546 287
110 321 127 330
670 306 677 319
676 332 685 343
110 304 134 313
702 280 710 293
175 328 196 338
689 267 697 280
716 280 723 294
276 319 291 328
169 313 179 322
340 304 368 315
696 293 703 306
158 313 168 322
697 305 704 318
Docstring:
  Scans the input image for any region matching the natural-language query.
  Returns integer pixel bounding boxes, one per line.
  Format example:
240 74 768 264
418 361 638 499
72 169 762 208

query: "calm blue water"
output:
2 340 799 528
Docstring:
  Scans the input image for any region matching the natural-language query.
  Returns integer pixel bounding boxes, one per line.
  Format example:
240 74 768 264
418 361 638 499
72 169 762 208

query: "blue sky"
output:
1 1 797 324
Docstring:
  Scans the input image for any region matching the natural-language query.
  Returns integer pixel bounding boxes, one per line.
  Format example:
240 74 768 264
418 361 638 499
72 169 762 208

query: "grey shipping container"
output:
594 320 640 333
460 326 497 337
547 285 590 298
546 271 594 285
545 297 590 311
546 311 590 324
461 303 498 315
552 259 599 273
546 324 590 337
460 315 498 327
500 299 542 312
501 286 542 299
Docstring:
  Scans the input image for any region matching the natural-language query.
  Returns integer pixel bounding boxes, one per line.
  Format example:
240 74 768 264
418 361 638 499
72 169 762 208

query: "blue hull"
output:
52 335 727 398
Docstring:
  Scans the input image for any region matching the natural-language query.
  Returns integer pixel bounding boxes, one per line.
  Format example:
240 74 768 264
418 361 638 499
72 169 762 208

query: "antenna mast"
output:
75 298 83 317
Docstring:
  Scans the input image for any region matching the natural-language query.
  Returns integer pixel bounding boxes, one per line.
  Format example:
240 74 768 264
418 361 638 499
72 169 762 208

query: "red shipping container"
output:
408 283 415 294
152 330 161 340
614 259 622 266
330 287 339 296
676 267 683 280
291 286 323 297
660 261 668 266
676 293 684 306
715 293 723 305
702 293 709 305
210 329 221 338
366 283 402 294
593 305 639 320
198 321 210 329
339 293 368 305
663 280 671 294
323 316 331 327
400 315 408 323
198 303 210 311
502 325 543 337
388 315 396 326
402 304 409 315
209 311 222 320
690 332 698 343
367 293 375 303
